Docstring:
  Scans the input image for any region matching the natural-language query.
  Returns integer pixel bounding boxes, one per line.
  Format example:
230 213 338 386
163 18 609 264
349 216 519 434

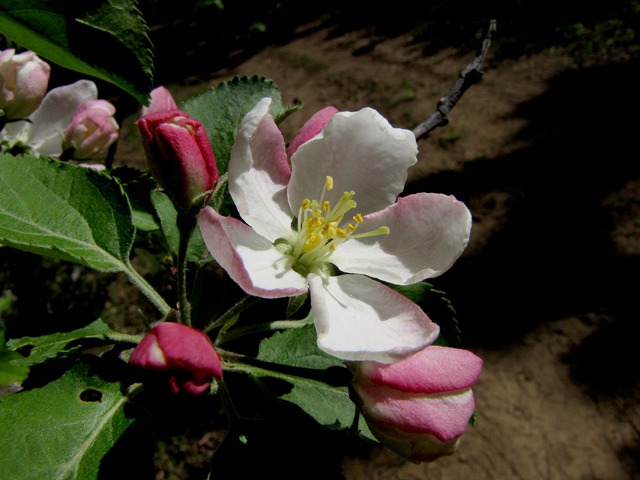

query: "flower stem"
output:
177 213 197 326
123 264 171 315
104 331 144 344
204 295 260 334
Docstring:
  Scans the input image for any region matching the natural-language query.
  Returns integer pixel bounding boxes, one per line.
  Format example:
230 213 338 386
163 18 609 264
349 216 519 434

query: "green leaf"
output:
0 329 29 385
229 322 378 441
6 319 124 367
150 190 211 265
181 75 302 176
257 322 341 371
0 154 134 272
0 0 154 104
0 155 171 314
230 362 375 442
250 324 376 439
231 361 349 424
0 360 137 479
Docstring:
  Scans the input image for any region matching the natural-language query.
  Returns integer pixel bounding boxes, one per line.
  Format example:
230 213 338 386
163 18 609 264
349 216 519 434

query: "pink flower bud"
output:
353 345 483 462
63 99 119 159
141 86 178 116
137 109 218 212
129 322 223 395
0 49 50 119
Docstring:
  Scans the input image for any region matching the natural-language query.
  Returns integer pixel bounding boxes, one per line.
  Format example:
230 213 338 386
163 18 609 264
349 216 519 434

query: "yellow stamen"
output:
290 175 390 265
325 176 334 191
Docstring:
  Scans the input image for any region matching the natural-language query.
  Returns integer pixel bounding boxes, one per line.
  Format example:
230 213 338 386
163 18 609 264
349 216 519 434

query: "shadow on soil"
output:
404 57 640 478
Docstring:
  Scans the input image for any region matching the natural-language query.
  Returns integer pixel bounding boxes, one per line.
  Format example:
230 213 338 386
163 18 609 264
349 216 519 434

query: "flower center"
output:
287 176 389 275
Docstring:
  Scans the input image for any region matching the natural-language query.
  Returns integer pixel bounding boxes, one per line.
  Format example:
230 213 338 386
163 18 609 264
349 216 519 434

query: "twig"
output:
412 19 497 141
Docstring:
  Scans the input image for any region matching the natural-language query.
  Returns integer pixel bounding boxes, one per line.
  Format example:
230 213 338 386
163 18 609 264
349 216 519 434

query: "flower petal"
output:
363 419 462 462
286 106 338 157
229 97 294 242
141 86 177 116
308 273 439 362
27 80 98 156
199 207 308 298
332 193 471 284
357 383 476 442
360 345 483 394
288 107 418 216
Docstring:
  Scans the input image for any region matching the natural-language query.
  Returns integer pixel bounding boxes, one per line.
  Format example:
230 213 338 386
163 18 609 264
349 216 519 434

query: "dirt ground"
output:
106 18 640 480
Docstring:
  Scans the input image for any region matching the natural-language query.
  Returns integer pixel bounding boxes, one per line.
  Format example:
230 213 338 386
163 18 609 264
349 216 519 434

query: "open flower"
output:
199 97 471 363
129 322 223 395
137 109 218 212
352 345 482 462
0 79 99 157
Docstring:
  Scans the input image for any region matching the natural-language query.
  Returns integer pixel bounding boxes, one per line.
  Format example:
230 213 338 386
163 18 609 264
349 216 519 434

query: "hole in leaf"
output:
80 388 103 403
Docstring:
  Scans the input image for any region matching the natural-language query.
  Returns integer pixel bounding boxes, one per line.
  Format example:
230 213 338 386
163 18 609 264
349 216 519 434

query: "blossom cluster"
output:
0 50 482 461
126 86 482 462
0 49 119 162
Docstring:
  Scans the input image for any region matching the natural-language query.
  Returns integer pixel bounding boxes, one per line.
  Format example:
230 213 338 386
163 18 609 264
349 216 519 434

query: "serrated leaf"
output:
257 322 341 371
232 363 351 426
0 329 29 385
0 153 134 273
230 363 375 442
0 0 154 104
181 75 301 176
0 360 136 479
6 319 119 366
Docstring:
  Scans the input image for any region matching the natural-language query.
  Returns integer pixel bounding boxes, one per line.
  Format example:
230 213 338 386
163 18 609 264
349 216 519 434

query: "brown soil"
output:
108 20 640 480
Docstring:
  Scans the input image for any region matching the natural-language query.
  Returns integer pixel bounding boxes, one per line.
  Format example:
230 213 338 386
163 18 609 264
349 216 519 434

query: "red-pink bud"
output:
129 322 223 395
353 345 482 462
136 109 218 212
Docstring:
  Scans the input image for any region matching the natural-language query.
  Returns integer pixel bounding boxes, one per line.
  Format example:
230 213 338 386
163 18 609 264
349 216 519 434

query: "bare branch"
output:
412 19 497 141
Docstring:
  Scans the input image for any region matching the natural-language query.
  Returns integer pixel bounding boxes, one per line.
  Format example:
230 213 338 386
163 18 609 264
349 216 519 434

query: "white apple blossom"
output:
0 79 99 157
199 97 472 363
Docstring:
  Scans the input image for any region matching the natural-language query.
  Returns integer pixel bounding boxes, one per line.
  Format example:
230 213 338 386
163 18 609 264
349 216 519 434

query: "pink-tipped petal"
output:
363 413 463 462
199 207 308 298
332 193 472 284
228 97 294 242
356 383 476 442
360 346 483 394
142 86 178 116
286 106 339 157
